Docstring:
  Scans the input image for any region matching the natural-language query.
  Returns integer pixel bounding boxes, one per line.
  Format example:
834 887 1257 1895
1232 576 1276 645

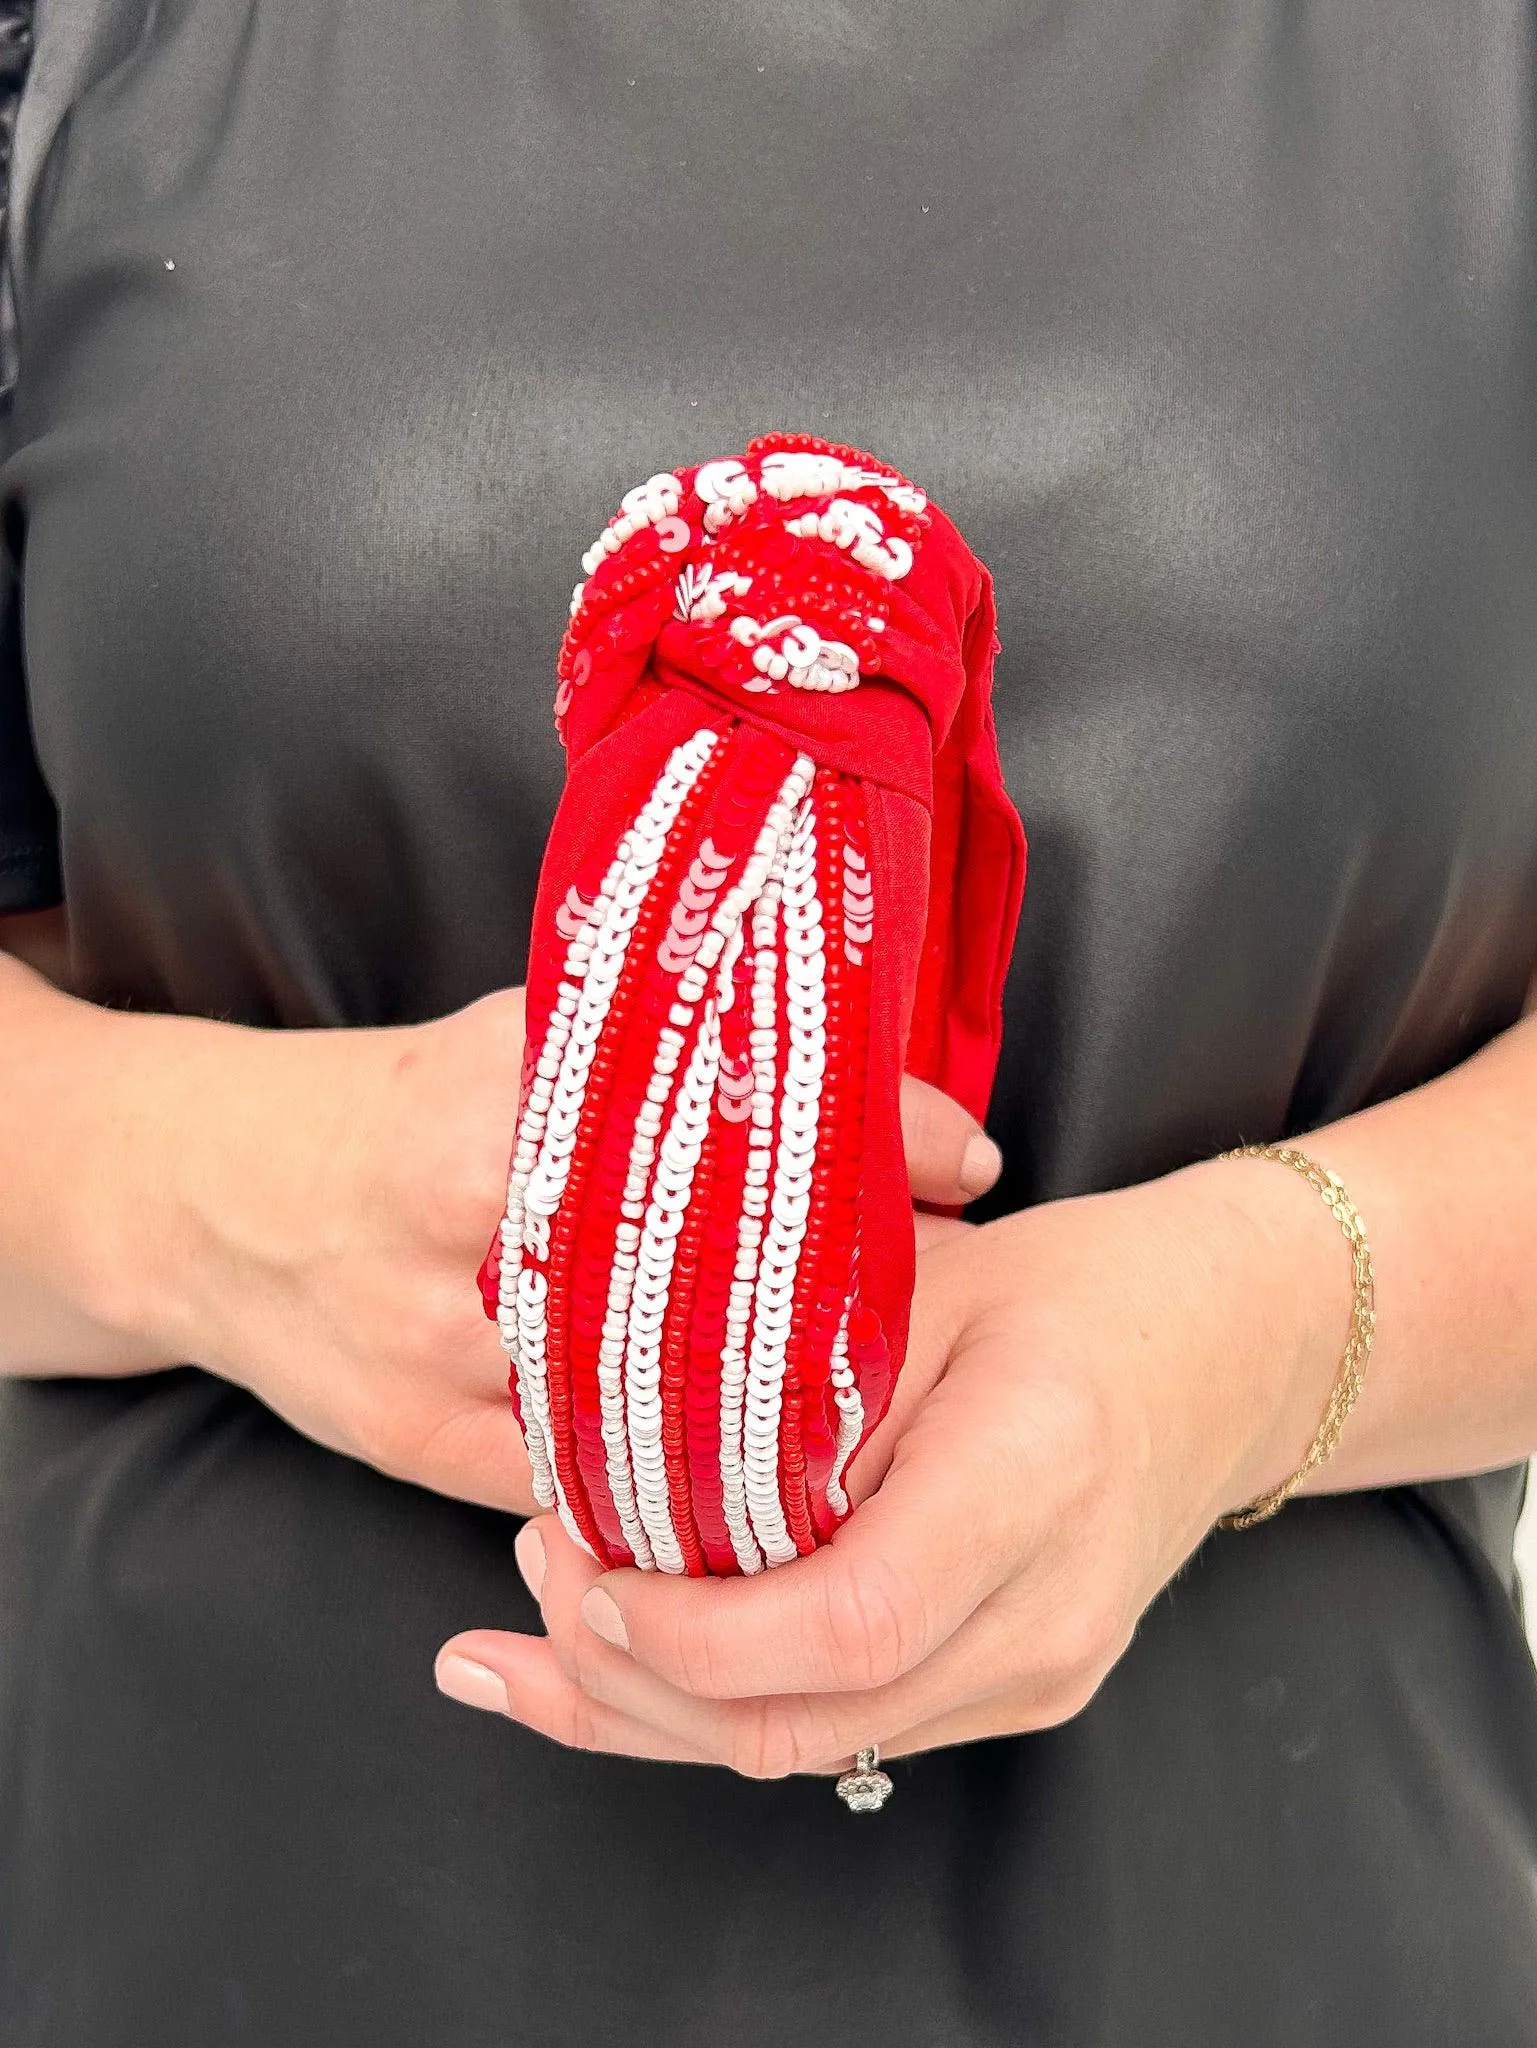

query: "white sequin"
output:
824 1309 864 1518
742 795 825 1567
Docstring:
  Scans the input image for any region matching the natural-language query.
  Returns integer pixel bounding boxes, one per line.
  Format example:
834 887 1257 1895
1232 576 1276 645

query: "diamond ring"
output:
835 1746 894 1814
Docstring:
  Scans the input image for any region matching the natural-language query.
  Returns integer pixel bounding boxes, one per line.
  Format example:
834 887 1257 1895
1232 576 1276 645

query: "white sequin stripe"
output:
717 865 782 1576
595 1041 680 1571
513 727 720 1543
712 756 816 1575
824 1308 864 1517
624 1011 722 1573
743 796 826 1567
621 754 816 1572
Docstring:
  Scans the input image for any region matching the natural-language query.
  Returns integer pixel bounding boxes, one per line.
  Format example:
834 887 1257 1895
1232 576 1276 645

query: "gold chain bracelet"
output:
1217 1143 1376 1530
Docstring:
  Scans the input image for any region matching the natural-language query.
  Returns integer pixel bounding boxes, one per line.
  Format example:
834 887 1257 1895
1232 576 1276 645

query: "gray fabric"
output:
2 3 1536 2042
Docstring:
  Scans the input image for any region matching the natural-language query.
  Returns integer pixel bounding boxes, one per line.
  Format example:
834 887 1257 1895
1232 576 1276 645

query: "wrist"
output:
59 1001 242 1353
0 966 211 1353
1174 1151 1357 1517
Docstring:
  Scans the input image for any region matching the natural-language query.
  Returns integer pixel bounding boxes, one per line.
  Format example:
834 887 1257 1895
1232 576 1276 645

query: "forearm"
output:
1198 997 1537 1498
0 948 207 1374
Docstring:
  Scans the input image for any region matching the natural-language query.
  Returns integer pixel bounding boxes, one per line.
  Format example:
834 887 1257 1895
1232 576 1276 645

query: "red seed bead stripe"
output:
773 771 852 1555
779 771 861 1546
683 925 756 1574
658 1119 716 1577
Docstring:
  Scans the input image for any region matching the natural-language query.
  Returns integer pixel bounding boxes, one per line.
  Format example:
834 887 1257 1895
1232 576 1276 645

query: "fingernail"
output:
581 1587 630 1652
435 1653 510 1716
515 1523 546 1600
959 1132 1003 1196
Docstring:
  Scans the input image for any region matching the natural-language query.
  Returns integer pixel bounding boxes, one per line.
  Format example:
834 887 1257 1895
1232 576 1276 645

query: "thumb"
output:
900 1073 1002 1206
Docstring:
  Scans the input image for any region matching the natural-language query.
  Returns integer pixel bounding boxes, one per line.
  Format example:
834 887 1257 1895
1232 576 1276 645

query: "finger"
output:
577 1396 1026 1699
532 1520 782 1761
523 1497 1101 1778
867 1659 1113 1765
567 1566 1077 1775
531 1513 991 1776
913 1211 974 1253
538 1544 1068 1776
435 1631 715 1763
402 1393 541 1515
813 1700 1021 1771
900 1075 1001 1206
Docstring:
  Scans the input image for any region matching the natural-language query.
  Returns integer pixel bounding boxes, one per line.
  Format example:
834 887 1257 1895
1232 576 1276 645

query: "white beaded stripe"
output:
742 795 825 1567
499 882 630 1511
726 613 862 696
619 754 816 1572
497 871 619 1507
515 1269 589 1552
593 1015 696 1569
824 1311 864 1518
757 448 927 517
502 728 719 1534
611 1015 691 1573
781 498 914 583
519 730 719 1256
579 471 683 578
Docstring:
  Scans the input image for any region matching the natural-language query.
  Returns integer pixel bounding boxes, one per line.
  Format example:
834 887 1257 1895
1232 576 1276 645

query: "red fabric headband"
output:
480 433 1026 1574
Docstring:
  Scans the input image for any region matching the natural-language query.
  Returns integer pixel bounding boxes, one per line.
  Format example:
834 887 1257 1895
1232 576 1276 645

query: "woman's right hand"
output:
144 989 540 1511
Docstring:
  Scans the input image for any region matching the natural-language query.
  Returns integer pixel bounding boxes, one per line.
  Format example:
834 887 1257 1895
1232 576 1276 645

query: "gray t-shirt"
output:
2 3 1535 2042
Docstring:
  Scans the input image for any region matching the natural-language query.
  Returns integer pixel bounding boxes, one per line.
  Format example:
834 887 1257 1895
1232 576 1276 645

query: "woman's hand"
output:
0 954 545 1505
148 1005 997 1511
1 927 1001 1515
151 1007 996 1513
435 1156 1346 1765
134 990 545 1511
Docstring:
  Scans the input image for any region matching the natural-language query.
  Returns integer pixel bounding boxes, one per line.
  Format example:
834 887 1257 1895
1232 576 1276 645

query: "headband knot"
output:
554 431 990 810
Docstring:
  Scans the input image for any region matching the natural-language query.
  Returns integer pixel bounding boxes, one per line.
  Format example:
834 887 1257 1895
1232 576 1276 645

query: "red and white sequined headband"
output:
479 432 1026 1574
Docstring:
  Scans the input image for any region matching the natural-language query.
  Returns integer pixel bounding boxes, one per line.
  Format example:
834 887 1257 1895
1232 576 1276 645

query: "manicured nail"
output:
515 1523 546 1600
581 1587 630 1652
436 1654 510 1715
959 1132 1003 1196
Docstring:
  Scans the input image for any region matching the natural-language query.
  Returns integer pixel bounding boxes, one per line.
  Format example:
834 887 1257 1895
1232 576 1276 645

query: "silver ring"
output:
835 1746 894 1814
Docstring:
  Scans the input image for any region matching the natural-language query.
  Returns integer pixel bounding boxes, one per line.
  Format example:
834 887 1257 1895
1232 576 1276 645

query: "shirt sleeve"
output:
0 0 60 915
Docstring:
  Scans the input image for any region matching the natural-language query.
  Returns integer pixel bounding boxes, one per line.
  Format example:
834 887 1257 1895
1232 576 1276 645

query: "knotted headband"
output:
480 432 1026 1575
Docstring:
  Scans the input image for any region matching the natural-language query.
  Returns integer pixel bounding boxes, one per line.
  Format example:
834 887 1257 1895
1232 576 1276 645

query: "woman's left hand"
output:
435 1156 1344 1770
